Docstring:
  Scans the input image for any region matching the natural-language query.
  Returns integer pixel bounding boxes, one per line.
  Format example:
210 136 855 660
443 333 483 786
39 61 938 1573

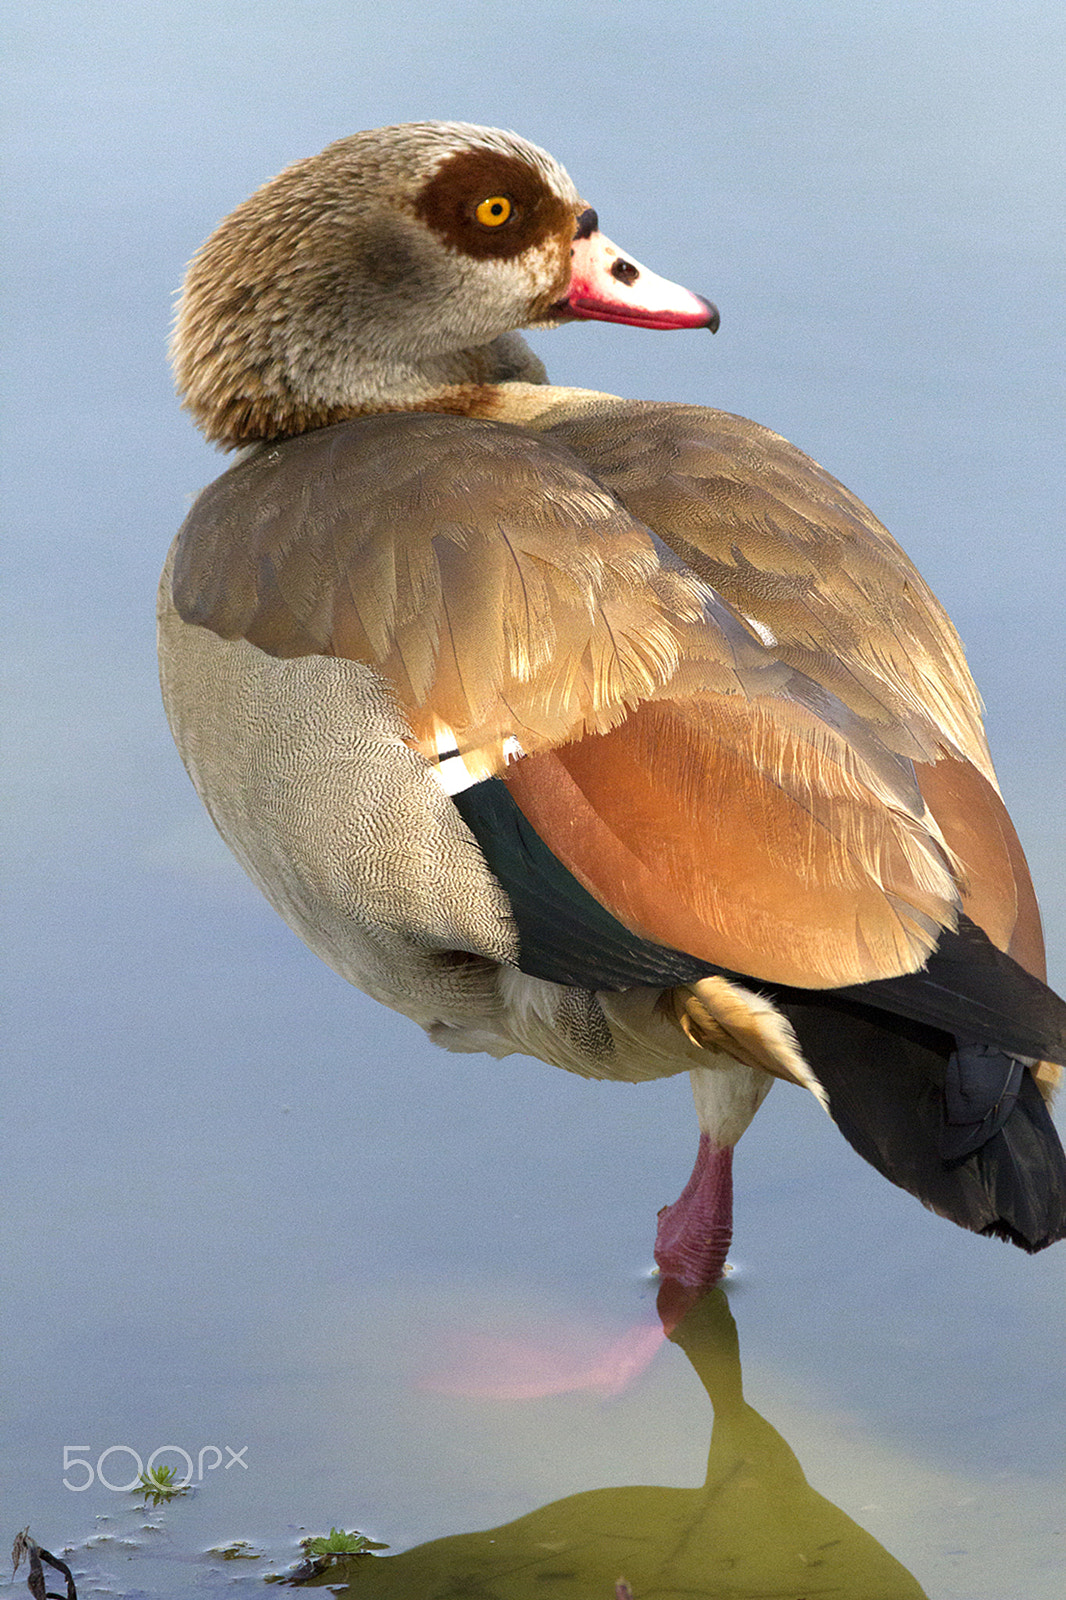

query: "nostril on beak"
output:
573 207 599 240
610 258 640 286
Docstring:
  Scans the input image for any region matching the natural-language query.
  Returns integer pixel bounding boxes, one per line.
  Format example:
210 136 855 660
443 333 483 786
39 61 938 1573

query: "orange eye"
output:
475 195 513 227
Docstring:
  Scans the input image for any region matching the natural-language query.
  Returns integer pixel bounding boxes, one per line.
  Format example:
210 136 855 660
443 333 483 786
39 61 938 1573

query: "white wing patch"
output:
427 725 527 794
429 725 478 795
740 612 779 648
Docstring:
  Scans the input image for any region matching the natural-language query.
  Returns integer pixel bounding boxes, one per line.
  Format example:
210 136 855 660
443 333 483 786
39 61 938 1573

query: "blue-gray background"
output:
3 3 1064 1597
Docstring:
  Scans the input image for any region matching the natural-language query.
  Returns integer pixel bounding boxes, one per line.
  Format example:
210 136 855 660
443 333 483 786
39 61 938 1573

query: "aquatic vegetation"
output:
135 1464 190 1506
302 1528 381 1557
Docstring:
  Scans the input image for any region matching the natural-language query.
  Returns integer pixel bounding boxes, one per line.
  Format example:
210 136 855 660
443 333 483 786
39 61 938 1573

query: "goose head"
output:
171 120 718 446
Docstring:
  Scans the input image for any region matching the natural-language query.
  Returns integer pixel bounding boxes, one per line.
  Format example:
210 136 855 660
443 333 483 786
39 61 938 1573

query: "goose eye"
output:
475 195 513 228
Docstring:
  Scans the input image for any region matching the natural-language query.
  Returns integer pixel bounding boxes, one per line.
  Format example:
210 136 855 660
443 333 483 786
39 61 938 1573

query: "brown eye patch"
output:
413 147 576 261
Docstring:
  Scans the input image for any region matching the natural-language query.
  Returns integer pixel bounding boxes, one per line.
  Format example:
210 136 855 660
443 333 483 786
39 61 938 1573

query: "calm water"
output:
4 3 1064 1597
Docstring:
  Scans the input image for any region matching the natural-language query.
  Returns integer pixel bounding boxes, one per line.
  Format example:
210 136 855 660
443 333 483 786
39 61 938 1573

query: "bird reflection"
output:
322 1287 928 1597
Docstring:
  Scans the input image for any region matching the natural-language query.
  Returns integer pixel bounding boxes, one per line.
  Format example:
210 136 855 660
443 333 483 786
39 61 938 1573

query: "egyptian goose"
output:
159 121 1066 1287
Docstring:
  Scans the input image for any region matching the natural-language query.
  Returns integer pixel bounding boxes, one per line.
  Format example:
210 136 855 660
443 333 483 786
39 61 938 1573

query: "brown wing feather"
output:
538 398 994 782
171 411 789 778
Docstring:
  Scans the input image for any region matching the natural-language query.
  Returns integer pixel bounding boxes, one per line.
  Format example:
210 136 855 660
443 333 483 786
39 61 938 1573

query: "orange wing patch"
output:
505 697 960 990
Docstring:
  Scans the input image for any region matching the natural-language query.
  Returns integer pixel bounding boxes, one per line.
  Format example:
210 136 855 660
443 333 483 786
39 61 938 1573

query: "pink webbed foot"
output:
654 1132 734 1290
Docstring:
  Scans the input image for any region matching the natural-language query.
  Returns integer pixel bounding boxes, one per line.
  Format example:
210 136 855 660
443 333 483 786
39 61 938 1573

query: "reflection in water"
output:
323 1289 928 1598
419 1314 666 1400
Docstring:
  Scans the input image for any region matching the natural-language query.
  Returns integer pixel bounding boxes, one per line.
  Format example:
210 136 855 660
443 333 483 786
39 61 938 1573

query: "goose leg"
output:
654 1133 734 1288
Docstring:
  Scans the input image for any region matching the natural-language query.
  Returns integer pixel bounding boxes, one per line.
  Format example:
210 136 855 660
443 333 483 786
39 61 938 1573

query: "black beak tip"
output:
703 298 721 334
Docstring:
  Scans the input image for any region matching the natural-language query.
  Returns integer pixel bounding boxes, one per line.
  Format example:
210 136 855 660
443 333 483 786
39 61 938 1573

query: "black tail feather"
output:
940 1044 1024 1161
783 996 1066 1252
837 915 1066 1067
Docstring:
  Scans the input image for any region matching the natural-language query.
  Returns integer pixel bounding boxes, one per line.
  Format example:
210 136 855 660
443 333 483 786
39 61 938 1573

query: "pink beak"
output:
564 208 719 332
